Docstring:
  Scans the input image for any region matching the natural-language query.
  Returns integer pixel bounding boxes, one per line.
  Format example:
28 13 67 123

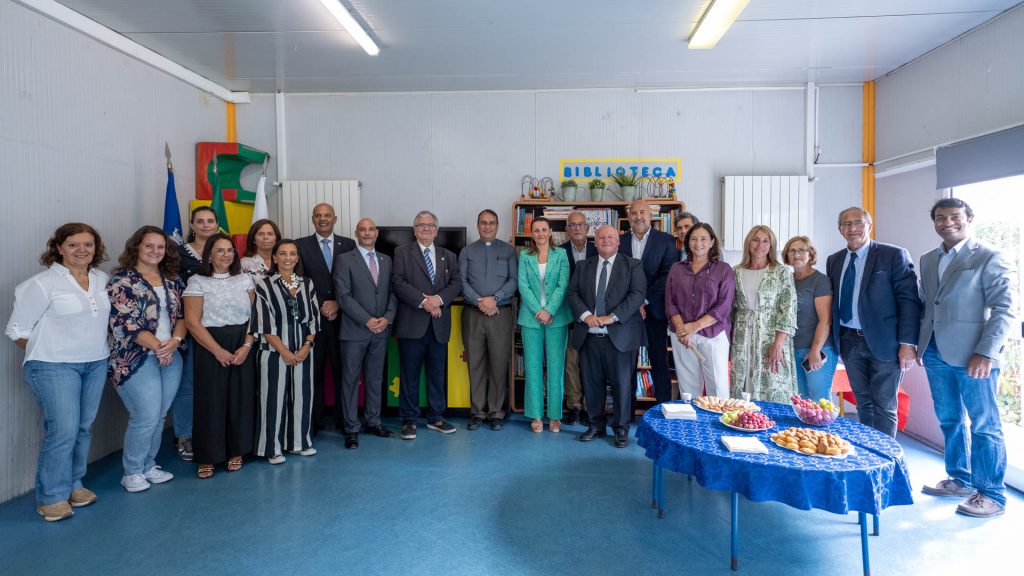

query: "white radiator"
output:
280 180 361 239
722 176 812 251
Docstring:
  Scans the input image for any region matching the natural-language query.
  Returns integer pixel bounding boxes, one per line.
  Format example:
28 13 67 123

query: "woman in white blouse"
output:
184 233 257 479
5 223 111 522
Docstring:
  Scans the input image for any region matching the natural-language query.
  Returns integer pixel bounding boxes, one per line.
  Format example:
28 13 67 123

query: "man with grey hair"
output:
675 211 700 261
559 211 597 425
392 210 462 440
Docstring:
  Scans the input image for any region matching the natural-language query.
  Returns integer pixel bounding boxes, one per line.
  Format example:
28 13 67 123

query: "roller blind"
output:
935 125 1024 189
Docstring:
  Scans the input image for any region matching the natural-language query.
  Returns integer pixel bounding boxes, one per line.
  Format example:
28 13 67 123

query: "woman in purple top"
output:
665 223 736 398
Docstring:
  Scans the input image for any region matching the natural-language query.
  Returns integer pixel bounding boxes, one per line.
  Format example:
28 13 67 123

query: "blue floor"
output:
0 416 1020 576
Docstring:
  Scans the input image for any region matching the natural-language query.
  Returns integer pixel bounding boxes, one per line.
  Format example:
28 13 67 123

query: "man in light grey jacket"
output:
917 198 1018 518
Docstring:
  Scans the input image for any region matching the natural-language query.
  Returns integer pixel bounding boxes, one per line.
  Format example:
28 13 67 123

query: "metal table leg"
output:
651 463 658 509
657 466 665 518
859 512 871 576
731 491 739 571
872 513 879 536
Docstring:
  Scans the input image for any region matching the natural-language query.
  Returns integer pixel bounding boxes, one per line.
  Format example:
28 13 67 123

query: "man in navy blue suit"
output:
826 207 922 438
619 200 680 404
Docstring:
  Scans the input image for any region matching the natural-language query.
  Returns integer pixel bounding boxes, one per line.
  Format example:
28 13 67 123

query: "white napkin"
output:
720 436 768 454
662 403 697 420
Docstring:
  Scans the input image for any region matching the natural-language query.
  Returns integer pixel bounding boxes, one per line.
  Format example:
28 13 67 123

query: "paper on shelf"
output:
662 403 696 420
721 436 769 454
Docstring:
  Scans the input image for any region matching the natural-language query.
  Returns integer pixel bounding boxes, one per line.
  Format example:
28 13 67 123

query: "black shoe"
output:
489 418 504 431
427 420 457 434
579 426 607 442
344 434 359 449
468 417 483 430
365 425 395 438
564 408 581 426
401 423 417 440
614 427 629 448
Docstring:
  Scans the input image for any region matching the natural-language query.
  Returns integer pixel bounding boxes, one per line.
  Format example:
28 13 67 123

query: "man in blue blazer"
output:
619 200 679 404
916 198 1017 518
826 207 922 438
560 211 598 425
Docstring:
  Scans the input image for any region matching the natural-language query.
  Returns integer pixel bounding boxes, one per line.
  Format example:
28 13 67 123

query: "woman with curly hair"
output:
107 226 188 493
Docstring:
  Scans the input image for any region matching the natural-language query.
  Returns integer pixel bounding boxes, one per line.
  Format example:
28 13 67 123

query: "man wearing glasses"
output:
559 211 597 425
826 207 921 438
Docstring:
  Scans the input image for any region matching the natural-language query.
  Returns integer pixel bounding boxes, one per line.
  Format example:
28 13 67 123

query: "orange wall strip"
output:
861 81 875 237
226 102 237 143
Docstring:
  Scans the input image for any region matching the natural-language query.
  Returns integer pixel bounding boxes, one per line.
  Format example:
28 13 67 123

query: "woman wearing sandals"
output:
517 217 573 433
241 219 281 280
184 233 257 479
252 239 320 464
108 226 188 492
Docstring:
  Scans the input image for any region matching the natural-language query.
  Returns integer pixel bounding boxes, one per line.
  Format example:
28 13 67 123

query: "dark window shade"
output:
935 124 1024 189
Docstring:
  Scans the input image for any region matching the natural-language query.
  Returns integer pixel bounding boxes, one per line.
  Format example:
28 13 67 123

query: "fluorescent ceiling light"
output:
688 0 750 49
318 0 379 56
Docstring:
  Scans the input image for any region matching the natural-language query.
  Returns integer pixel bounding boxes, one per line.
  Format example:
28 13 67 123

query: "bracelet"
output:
244 341 253 348
173 336 184 344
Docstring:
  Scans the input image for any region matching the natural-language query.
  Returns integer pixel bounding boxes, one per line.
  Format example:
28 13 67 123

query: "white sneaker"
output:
289 447 317 456
121 474 151 493
268 454 286 465
143 466 174 484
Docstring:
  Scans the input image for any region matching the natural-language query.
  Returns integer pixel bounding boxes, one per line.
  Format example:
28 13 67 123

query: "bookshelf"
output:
508 198 685 415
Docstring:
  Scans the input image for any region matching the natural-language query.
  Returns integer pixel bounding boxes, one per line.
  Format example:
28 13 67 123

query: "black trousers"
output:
644 316 672 403
192 323 256 464
580 334 634 431
840 329 902 438
398 323 447 424
311 316 344 429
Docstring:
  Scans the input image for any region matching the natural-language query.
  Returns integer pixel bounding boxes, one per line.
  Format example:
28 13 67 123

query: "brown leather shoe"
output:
37 501 73 522
69 487 97 508
922 478 975 498
956 493 1005 518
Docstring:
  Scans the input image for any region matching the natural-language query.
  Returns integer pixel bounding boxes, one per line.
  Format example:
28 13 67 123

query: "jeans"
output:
116 353 182 475
794 345 839 401
923 340 1007 506
171 343 193 439
23 359 107 506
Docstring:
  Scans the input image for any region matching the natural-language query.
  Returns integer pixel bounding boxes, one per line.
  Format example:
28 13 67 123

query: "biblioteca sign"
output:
559 158 681 181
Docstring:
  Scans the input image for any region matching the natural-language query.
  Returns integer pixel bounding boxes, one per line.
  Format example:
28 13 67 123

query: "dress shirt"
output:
458 239 518 306
631 230 650 261
937 237 968 281
418 242 442 306
317 233 334 262
838 241 872 330
5 264 111 364
580 253 618 334
357 244 378 274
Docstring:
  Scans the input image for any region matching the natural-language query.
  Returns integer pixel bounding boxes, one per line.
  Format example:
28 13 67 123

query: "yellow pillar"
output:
861 81 875 237
226 102 237 143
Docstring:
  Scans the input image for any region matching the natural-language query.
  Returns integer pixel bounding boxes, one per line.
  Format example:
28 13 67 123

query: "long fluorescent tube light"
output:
688 0 751 49
318 0 380 56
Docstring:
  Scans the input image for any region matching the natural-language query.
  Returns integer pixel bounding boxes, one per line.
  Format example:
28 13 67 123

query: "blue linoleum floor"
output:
1 416 1020 576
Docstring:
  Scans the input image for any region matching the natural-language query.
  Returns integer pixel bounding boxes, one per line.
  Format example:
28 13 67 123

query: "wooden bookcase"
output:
507 198 685 415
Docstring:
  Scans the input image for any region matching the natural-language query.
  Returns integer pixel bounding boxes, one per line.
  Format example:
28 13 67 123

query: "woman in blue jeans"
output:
108 226 189 493
5 223 111 522
783 236 838 401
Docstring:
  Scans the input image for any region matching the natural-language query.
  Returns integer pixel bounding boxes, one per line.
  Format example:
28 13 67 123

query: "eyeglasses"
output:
933 214 966 223
787 248 809 254
839 220 868 229
212 247 236 255
413 223 437 229
566 223 587 229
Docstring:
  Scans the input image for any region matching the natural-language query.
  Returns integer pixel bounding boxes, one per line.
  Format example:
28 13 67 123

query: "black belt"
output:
839 326 864 337
588 332 608 338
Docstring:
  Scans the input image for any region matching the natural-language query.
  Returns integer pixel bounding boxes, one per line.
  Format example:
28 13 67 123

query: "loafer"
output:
579 426 607 442
345 434 359 449
427 420 456 434
956 493 1005 518
365 425 395 438
401 423 417 440
922 478 975 498
68 487 97 508
489 418 504 431
563 408 581 426
614 427 629 448
468 417 483 430
37 501 73 522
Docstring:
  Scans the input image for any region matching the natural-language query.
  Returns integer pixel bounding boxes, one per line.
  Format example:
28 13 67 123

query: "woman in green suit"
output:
518 217 573 433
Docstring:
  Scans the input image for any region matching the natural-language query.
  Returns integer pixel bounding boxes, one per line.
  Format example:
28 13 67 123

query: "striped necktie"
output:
424 247 435 284
367 251 379 285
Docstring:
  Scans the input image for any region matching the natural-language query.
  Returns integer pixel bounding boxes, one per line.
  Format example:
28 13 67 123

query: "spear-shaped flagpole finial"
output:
164 142 173 171
212 153 218 174
261 155 269 177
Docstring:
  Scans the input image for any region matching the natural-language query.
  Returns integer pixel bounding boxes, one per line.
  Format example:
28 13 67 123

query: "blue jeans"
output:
923 340 1006 506
794 345 838 401
116 353 182 475
171 343 193 439
23 359 107 506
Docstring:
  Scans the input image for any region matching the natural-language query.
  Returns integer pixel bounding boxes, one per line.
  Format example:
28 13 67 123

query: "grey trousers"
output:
462 305 514 419
339 335 388 434
563 326 584 409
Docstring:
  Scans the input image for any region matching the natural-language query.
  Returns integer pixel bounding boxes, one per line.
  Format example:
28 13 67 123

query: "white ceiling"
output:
52 0 1024 93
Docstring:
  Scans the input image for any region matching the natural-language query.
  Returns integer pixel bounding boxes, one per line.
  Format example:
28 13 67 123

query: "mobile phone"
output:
801 350 827 372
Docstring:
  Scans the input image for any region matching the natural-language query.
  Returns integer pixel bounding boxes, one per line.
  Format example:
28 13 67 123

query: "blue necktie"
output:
321 238 332 268
424 247 435 284
839 252 858 323
595 260 609 316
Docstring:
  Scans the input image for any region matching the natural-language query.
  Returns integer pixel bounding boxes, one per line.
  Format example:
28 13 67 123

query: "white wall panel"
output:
0 0 224 503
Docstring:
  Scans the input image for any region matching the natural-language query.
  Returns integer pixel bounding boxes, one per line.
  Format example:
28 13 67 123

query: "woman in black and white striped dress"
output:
252 239 320 464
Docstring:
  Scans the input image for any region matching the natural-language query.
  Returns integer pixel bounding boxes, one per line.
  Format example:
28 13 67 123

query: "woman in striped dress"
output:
252 239 320 464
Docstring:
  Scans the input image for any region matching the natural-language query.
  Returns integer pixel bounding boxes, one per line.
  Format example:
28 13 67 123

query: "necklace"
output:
282 274 301 290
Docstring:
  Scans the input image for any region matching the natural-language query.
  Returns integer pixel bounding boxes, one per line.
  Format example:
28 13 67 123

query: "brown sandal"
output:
226 456 243 472
197 464 214 479
530 419 543 433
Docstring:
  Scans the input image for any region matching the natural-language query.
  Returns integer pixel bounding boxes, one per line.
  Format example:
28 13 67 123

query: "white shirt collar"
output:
940 237 969 255
316 233 333 243
418 242 434 252
357 245 375 258
599 253 617 266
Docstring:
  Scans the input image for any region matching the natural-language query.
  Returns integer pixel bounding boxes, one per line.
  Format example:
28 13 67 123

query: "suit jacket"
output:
916 237 1017 367
619 228 679 320
296 233 356 303
517 247 573 329
568 255 647 352
826 241 922 362
560 240 597 279
391 242 462 341
334 249 398 342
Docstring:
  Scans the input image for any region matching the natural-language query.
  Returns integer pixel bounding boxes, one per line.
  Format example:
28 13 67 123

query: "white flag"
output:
252 173 269 223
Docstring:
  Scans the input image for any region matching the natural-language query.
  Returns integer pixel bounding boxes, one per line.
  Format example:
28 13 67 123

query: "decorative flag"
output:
162 145 183 244
210 155 230 235
251 167 269 224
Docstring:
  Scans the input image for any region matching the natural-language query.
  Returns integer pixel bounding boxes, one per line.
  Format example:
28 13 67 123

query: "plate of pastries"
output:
692 396 760 414
771 427 855 458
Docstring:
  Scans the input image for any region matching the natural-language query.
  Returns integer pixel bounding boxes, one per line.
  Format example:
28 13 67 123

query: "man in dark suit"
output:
391 210 462 440
826 207 921 438
334 218 397 449
560 211 597 425
619 200 679 404
295 203 356 434
569 225 647 448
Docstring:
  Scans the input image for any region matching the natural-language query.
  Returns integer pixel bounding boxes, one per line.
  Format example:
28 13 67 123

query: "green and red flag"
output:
210 155 230 235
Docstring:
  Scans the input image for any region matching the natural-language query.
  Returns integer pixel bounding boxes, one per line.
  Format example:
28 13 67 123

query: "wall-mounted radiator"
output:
280 180 362 239
722 176 811 251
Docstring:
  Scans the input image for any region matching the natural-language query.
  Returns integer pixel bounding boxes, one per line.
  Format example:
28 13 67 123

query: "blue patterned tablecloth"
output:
636 401 914 515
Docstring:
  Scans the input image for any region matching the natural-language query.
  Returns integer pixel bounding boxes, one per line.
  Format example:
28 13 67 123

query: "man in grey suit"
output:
560 211 597 425
459 209 518 431
568 225 647 448
916 198 1017 518
334 218 397 449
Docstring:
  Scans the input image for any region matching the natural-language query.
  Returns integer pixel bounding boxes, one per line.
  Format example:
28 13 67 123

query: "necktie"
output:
368 252 379 285
424 247 436 284
321 238 332 268
839 252 857 323
595 260 609 317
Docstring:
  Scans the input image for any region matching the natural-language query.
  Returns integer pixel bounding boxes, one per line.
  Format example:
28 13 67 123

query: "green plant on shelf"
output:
561 179 577 188
588 179 605 190
610 172 637 187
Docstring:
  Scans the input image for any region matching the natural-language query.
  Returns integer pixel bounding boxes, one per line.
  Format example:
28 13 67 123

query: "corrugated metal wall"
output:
0 0 225 503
